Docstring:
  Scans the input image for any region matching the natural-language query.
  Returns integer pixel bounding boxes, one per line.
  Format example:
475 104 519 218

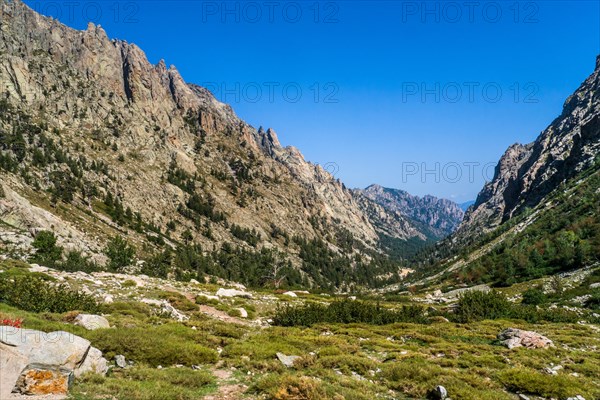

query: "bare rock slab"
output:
497 328 553 349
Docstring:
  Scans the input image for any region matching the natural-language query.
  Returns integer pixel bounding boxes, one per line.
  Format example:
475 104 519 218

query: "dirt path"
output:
197 305 251 326
204 369 249 400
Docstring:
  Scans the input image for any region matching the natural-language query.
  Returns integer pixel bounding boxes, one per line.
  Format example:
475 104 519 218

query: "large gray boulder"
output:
0 326 108 396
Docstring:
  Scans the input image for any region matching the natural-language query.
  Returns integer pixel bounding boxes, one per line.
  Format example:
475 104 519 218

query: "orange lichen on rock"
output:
14 369 70 395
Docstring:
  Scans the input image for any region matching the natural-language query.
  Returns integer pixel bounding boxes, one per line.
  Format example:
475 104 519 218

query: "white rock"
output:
115 355 127 368
276 352 301 368
216 288 253 299
282 291 298 298
74 314 110 330
236 308 249 318
74 346 108 377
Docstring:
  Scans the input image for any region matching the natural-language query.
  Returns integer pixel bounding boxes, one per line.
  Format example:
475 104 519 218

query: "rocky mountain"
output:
0 0 444 287
355 185 464 240
458 56 600 239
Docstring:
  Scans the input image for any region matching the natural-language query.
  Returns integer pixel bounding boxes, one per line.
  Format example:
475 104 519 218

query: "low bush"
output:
251 374 329 400
451 290 581 323
521 286 548 305
272 300 428 327
584 290 600 310
86 323 218 367
0 275 98 313
452 290 513 323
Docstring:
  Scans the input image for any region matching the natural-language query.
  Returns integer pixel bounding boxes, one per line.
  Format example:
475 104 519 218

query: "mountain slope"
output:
406 56 600 289
0 0 444 287
458 56 600 239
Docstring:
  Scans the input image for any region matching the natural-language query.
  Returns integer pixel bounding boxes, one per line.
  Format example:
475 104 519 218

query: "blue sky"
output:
23 0 600 202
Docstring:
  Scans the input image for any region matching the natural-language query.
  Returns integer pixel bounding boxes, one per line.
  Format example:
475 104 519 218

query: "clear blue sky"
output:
24 0 600 202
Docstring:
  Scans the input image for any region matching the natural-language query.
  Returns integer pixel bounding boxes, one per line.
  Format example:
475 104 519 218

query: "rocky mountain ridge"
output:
355 184 464 240
458 56 600 239
0 0 446 287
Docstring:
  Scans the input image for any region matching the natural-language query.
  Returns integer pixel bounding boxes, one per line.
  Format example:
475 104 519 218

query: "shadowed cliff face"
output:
458 56 600 238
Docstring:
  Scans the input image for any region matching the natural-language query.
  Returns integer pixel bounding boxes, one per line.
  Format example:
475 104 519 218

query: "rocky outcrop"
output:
459 56 600 237
497 328 553 349
0 326 107 397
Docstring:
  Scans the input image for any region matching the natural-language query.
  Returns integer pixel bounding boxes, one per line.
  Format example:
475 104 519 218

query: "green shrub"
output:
452 290 512 323
104 235 135 271
59 250 99 273
30 231 62 268
584 290 600 310
122 280 137 288
0 275 98 313
272 300 428 327
521 286 548 305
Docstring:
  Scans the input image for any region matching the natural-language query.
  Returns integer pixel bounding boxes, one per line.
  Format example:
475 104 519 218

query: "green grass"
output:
70 366 216 400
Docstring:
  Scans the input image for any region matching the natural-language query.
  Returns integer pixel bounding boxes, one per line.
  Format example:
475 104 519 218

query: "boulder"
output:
216 288 253 299
497 328 553 349
276 352 300 368
14 367 72 395
1 327 91 369
236 308 249 318
282 291 297 298
0 344 29 399
428 385 447 400
141 299 189 321
74 314 110 330
74 347 108 377
115 354 127 368
0 326 107 396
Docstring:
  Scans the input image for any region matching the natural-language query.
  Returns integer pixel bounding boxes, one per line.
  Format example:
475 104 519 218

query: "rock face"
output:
356 185 464 240
497 328 553 349
0 0 449 286
459 56 600 238
0 326 108 397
